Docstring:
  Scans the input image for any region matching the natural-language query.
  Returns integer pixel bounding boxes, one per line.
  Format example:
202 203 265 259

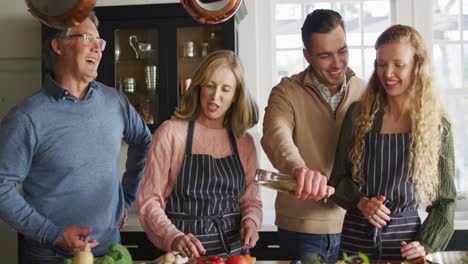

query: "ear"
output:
51 39 63 55
303 48 312 64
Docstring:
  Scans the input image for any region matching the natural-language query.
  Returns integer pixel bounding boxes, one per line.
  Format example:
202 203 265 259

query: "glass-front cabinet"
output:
95 3 244 131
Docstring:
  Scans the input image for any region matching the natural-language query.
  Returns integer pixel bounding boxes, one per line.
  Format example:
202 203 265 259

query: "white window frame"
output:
255 0 468 192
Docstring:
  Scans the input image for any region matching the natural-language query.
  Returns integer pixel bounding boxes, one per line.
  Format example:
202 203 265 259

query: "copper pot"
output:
180 0 243 24
25 0 96 29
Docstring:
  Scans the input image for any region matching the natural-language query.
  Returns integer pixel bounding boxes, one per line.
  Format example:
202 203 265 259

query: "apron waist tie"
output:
167 211 241 254
369 209 419 258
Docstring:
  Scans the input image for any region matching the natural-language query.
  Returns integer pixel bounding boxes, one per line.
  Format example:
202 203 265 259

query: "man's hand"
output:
119 208 128 230
55 226 99 254
240 218 259 249
357 196 391 228
292 167 335 201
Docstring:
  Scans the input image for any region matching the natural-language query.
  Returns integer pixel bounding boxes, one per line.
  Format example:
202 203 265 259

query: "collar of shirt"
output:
309 71 347 99
44 74 98 102
306 68 348 112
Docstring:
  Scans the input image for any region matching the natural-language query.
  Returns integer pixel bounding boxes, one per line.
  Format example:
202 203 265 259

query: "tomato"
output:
208 256 225 264
197 256 225 264
226 255 254 264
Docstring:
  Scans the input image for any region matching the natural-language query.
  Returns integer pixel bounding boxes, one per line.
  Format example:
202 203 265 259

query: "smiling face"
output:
54 18 102 84
376 41 416 99
197 67 237 129
303 26 349 91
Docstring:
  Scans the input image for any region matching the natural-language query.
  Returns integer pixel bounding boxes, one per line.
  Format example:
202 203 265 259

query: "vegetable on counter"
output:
154 252 189 264
73 243 94 264
62 243 132 264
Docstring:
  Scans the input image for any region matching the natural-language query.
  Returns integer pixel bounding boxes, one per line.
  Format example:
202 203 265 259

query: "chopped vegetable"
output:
73 243 94 264
62 243 132 264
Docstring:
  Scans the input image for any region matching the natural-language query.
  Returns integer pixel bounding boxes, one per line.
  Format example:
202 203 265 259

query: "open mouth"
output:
208 102 219 112
86 57 97 64
385 81 399 87
329 68 343 77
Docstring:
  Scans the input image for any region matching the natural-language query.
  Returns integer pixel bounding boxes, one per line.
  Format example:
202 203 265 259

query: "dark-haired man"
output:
261 9 366 261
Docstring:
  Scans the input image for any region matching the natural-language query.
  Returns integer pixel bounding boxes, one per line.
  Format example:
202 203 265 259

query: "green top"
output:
329 102 456 253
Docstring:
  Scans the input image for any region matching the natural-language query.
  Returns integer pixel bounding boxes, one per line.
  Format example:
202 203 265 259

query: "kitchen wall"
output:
0 0 265 262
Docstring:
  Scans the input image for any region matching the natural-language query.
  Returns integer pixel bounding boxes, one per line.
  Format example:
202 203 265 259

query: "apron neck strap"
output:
185 121 238 155
185 121 196 155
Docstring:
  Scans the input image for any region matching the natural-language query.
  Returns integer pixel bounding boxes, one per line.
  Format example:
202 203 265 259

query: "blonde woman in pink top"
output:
138 50 262 258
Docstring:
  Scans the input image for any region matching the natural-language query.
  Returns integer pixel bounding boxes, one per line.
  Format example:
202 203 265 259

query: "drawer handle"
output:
124 244 139 249
267 245 280 249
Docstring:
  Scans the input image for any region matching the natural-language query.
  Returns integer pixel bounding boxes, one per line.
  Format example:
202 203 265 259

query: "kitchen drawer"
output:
122 231 289 261
446 230 468 251
250 231 291 260
121 231 164 261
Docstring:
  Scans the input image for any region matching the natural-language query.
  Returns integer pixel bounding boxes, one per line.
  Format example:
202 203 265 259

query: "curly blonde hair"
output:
175 50 258 137
350 25 446 206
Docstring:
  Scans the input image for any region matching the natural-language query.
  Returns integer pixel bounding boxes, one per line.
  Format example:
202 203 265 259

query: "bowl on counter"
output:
426 251 468 264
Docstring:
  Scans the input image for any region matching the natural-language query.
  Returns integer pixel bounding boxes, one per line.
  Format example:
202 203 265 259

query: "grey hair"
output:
42 11 99 73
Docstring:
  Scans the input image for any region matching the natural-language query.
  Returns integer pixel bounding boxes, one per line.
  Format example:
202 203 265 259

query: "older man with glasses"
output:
0 12 151 263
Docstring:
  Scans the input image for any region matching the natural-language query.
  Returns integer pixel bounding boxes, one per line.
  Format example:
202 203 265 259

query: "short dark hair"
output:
42 12 99 73
301 9 345 50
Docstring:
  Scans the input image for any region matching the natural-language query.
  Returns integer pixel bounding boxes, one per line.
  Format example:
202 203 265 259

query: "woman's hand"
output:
401 241 426 263
357 196 391 228
171 233 205 258
240 218 259 249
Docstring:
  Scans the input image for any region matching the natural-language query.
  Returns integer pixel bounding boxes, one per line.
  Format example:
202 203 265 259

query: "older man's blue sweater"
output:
0 75 151 255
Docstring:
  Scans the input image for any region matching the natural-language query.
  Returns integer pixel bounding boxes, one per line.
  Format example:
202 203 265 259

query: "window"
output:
273 0 393 84
260 0 468 193
433 0 468 192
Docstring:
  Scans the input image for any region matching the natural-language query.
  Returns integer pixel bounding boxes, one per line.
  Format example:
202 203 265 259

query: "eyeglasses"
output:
64 33 107 51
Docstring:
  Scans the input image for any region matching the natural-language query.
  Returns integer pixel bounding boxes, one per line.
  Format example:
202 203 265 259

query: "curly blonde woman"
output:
329 25 455 262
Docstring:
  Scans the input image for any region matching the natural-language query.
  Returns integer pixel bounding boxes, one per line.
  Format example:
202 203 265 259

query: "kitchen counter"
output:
122 208 468 261
123 208 468 232
133 260 411 264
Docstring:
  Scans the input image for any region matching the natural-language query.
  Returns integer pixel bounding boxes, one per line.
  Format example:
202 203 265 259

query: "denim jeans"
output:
278 228 341 261
20 238 69 264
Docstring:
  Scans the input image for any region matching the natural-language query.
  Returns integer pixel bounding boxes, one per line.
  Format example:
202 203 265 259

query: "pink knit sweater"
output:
138 118 263 252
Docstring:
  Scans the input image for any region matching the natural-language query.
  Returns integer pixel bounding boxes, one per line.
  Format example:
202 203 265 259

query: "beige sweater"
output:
261 66 366 234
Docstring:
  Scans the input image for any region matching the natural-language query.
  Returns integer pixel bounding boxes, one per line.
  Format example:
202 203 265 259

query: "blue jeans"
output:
278 228 341 261
20 238 70 264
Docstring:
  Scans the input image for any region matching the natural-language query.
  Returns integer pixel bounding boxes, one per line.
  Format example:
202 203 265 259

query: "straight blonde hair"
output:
175 50 258 137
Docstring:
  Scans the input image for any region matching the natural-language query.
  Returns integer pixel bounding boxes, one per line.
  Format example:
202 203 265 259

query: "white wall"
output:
0 1 42 262
0 0 262 262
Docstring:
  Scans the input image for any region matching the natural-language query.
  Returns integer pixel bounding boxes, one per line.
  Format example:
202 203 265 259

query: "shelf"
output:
178 56 204 63
116 58 157 64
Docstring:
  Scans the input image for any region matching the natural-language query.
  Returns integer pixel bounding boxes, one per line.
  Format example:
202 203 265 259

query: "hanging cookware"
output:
25 0 96 29
180 0 243 24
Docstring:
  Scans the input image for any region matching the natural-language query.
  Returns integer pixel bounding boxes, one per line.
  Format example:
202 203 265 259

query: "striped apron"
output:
341 132 421 260
165 121 246 256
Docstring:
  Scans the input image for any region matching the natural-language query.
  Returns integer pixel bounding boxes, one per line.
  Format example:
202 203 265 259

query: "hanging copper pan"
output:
180 0 243 24
25 0 96 29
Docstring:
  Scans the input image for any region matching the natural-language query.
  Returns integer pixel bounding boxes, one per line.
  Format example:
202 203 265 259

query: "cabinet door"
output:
115 28 160 126
121 231 164 261
176 24 231 102
95 4 237 131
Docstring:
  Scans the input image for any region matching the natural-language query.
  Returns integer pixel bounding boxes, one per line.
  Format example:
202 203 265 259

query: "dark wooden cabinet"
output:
94 3 244 131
